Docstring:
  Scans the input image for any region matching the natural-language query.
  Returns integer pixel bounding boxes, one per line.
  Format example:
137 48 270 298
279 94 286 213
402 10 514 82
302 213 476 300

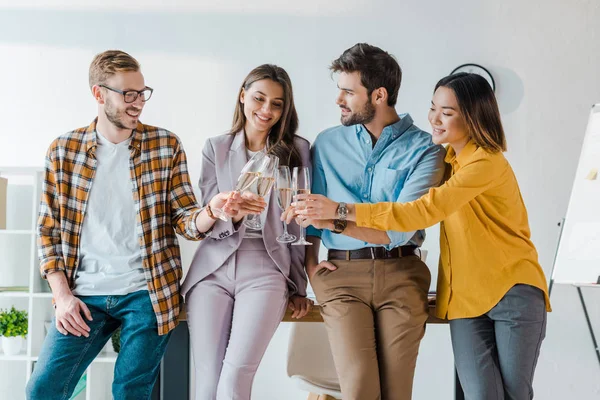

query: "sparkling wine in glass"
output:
244 155 279 230
292 166 312 246
256 176 276 197
236 171 261 192
275 167 296 243
210 152 266 222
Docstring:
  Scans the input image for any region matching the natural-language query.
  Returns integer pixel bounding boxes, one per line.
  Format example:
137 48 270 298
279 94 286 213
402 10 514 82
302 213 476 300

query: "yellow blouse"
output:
355 140 551 319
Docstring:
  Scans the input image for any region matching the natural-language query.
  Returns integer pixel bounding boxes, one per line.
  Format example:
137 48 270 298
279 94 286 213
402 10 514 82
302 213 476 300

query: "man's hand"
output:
306 260 337 281
54 294 93 337
292 194 339 220
287 295 314 319
281 206 333 230
280 205 298 224
299 217 334 230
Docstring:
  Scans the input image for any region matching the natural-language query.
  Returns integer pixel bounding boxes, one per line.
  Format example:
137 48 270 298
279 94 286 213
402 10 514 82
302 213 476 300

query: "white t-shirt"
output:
72 131 147 296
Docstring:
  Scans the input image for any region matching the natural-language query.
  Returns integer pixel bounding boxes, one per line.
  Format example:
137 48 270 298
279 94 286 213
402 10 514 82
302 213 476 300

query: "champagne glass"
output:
210 152 267 222
291 166 312 246
244 155 279 230
275 166 297 243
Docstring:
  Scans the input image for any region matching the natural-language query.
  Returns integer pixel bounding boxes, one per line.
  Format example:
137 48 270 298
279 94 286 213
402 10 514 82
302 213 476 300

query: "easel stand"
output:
549 219 600 371
575 283 600 368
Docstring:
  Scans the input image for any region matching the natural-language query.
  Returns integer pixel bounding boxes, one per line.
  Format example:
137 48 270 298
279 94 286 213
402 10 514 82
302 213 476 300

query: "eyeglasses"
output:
99 84 154 103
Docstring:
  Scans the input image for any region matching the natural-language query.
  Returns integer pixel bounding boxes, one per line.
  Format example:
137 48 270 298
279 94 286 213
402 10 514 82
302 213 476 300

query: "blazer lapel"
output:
228 130 247 191
262 188 280 247
226 130 249 239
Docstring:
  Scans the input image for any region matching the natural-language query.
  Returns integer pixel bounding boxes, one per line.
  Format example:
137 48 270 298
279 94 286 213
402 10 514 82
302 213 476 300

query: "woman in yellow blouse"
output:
292 73 551 400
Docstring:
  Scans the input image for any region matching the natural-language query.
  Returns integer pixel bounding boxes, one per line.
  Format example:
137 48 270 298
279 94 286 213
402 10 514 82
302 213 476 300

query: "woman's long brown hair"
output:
230 64 301 167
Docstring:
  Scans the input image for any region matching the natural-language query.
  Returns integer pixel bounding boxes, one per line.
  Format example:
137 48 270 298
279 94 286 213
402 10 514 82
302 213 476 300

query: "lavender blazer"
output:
181 130 310 298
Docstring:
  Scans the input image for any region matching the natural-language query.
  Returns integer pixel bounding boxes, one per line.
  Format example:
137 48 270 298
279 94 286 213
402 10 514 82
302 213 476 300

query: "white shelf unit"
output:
0 167 118 400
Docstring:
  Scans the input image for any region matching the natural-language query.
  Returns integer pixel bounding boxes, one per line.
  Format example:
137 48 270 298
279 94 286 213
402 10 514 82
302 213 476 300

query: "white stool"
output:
286 322 342 400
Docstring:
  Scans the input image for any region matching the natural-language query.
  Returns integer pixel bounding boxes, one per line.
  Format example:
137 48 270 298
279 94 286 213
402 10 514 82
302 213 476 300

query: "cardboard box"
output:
0 177 7 229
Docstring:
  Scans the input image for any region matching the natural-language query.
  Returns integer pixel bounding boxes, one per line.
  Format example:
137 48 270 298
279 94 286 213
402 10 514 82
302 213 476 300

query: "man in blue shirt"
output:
297 43 446 400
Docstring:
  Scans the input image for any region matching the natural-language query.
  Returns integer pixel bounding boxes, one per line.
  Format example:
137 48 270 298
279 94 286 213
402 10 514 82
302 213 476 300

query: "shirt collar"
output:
84 119 98 154
129 122 144 153
84 118 144 155
445 140 478 168
356 113 414 140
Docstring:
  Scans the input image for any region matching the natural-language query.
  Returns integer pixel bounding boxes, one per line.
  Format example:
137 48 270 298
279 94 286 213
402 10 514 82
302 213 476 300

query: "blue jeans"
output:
26 290 171 400
450 284 547 400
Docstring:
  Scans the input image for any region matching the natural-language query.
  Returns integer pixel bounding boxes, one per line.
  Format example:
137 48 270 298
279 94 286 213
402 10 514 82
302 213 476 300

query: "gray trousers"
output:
186 238 289 400
450 284 547 400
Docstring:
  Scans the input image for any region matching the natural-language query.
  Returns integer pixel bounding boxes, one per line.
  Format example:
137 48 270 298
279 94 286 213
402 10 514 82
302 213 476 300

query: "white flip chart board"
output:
552 104 600 284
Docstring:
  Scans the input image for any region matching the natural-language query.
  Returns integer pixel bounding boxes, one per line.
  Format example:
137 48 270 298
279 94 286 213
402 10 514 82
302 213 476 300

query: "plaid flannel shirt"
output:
37 119 205 335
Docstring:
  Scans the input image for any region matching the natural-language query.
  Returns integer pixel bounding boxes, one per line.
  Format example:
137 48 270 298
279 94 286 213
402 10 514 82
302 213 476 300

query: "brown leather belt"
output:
327 246 417 261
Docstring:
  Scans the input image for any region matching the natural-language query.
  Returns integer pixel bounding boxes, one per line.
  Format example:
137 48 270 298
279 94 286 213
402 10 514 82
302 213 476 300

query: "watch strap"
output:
205 204 219 221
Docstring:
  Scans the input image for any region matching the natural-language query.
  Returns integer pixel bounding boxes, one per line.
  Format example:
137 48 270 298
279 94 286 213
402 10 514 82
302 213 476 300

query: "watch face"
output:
334 219 347 233
337 202 348 219
450 63 495 91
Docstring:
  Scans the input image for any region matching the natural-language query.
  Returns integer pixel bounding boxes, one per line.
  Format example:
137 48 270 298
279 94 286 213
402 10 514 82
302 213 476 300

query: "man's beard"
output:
104 98 138 130
341 99 375 126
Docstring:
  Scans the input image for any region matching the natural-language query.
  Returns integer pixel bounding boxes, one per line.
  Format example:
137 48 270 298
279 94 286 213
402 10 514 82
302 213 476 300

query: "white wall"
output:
1 0 599 398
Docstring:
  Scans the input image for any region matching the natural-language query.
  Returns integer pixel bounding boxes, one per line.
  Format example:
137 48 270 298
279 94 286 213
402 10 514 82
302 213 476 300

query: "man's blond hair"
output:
89 50 140 89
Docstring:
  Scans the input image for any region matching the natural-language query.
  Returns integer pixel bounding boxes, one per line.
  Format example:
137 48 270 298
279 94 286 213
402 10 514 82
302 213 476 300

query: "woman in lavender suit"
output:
181 64 313 400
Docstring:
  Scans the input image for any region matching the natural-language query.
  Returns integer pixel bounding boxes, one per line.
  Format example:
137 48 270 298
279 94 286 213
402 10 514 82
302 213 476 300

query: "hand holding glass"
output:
291 166 312 246
275 166 297 243
244 154 279 230
209 152 267 222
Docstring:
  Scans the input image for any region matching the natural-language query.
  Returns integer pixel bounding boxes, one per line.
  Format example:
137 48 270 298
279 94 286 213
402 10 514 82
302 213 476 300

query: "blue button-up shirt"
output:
307 114 446 250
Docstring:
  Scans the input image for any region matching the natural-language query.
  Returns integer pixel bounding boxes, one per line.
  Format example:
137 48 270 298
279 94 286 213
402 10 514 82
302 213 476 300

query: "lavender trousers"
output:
186 238 288 400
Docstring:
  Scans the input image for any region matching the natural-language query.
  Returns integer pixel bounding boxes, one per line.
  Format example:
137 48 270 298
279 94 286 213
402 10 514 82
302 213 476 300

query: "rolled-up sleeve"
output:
169 140 205 240
37 146 67 278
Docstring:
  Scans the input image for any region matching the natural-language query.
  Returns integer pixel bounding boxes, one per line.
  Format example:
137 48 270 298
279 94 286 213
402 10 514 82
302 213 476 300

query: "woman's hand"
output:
232 191 268 222
209 191 242 218
288 295 314 319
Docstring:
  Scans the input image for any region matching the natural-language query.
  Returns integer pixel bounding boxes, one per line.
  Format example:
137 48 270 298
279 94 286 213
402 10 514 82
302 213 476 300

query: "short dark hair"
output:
330 43 402 106
435 73 507 153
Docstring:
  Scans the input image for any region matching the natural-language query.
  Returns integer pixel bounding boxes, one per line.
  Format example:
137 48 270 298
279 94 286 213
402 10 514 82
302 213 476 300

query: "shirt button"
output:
367 167 372 172
363 194 368 198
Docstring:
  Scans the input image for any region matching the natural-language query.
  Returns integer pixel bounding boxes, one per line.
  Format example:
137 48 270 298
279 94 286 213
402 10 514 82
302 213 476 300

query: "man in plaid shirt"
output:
26 50 241 400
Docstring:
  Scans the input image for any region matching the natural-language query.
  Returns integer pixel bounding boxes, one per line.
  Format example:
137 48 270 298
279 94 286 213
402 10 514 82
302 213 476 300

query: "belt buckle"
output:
370 247 375 260
345 251 350 261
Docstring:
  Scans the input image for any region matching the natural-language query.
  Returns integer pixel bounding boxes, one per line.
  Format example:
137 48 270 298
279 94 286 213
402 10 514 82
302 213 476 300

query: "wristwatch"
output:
336 202 348 220
205 204 219 221
332 219 347 234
